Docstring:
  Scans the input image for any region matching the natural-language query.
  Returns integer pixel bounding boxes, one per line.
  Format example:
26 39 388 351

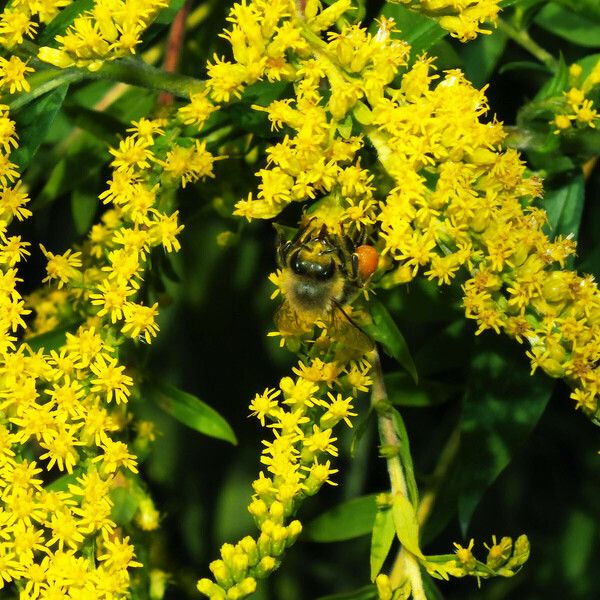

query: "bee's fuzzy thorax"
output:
280 268 346 318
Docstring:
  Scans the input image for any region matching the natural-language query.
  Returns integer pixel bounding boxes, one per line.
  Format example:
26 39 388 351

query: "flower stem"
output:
158 0 194 106
497 17 558 72
368 348 425 600
10 47 204 112
416 424 461 526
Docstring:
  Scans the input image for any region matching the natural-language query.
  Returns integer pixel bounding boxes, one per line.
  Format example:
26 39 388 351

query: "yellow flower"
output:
249 388 281 426
109 136 154 173
121 301 160 343
90 354 133 404
40 244 82 289
0 56 33 93
98 536 143 570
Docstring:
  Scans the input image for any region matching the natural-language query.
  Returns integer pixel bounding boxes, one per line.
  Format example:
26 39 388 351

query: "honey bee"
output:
275 222 378 355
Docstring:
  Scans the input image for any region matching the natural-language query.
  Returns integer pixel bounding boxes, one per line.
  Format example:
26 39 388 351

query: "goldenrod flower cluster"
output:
0 108 148 595
417 534 530 587
365 64 600 416
552 61 600 133
0 108 217 594
388 0 500 41
207 1 600 418
0 0 69 50
198 354 373 599
38 0 168 71
0 0 67 93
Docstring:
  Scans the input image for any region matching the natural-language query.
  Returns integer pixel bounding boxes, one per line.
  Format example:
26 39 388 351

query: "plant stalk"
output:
498 17 558 72
369 348 426 600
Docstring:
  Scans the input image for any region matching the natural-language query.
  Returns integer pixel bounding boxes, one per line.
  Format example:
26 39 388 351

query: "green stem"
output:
9 52 204 112
497 17 558 72
369 348 425 600
416 424 461 527
100 58 203 98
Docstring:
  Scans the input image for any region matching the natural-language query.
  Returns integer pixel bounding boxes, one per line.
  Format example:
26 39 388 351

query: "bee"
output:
275 222 378 354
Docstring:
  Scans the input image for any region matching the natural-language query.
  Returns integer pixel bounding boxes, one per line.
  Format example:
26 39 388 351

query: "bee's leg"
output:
342 233 355 256
350 251 360 283
277 240 293 267
295 216 318 243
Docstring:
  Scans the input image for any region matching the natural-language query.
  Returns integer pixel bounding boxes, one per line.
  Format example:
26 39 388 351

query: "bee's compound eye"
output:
356 245 379 280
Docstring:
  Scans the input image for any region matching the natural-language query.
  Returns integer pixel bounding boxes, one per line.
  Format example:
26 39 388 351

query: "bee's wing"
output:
274 300 313 336
330 302 374 355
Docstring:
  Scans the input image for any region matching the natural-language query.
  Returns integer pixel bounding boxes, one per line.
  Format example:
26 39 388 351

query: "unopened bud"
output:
209 560 233 589
197 578 226 599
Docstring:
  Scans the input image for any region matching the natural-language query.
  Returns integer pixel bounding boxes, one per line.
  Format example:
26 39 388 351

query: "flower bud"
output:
248 498 268 525
286 520 303 547
269 500 284 524
237 577 257 596
255 556 277 579
209 559 233 589
257 531 271 557
270 524 288 556
542 271 571 303
375 573 393 600
506 534 530 569
239 536 259 567
231 553 249 583
197 578 227 599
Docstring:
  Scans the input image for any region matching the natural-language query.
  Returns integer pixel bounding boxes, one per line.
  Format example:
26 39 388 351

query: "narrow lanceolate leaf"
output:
457 336 554 533
365 301 418 384
305 494 379 542
316 584 377 600
535 3 600 47
543 173 585 243
23 321 81 352
391 492 424 559
147 379 237 445
11 84 69 169
390 408 419 508
370 505 395 581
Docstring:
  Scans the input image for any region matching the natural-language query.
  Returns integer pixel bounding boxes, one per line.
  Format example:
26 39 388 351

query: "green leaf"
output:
423 576 444 600
364 301 418 384
33 136 108 210
154 0 186 24
38 0 95 44
385 372 457 407
535 3 600 47
542 173 585 242
62 103 125 144
350 405 374 457
47 471 79 492
23 321 81 352
498 60 552 76
71 187 99 236
374 4 446 58
11 84 69 170
370 505 395 581
316 584 377 600
457 335 554 533
461 30 508 87
304 494 379 542
534 55 568 102
390 408 419 508
110 482 144 526
146 379 237 445
414 319 473 378
391 492 423 559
